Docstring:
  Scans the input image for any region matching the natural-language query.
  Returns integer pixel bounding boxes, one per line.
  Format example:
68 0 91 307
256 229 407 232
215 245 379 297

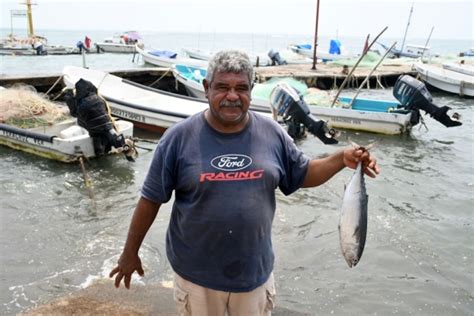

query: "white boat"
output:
182 47 271 67
442 62 474 76
182 48 213 61
95 31 142 54
0 118 134 163
172 64 207 99
62 66 273 133
415 63 474 97
460 48 474 57
288 44 355 61
95 42 137 54
378 43 431 59
306 97 413 134
136 45 208 68
271 74 462 136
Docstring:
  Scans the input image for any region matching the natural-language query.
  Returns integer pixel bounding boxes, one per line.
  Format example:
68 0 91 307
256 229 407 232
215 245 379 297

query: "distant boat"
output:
182 47 271 67
136 45 208 68
95 31 142 54
377 42 431 59
459 48 474 57
0 0 75 56
182 48 213 61
288 43 356 61
415 63 474 97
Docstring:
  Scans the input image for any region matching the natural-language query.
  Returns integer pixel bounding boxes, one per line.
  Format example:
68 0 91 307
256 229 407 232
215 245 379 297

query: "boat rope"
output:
149 69 171 88
97 73 109 91
98 94 119 132
132 137 159 144
79 156 96 206
331 75 338 90
127 137 159 152
376 74 385 89
418 115 429 132
52 87 67 101
45 75 64 96
91 72 119 132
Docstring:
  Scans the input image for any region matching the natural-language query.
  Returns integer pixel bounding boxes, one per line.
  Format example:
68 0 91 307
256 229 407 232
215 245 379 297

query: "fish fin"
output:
348 139 360 149
353 225 360 238
348 139 379 152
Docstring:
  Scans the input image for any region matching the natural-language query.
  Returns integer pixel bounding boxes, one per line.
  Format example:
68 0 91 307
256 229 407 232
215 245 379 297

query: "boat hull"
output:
63 66 275 132
0 120 133 162
95 43 136 53
136 46 207 68
172 63 413 135
415 63 474 97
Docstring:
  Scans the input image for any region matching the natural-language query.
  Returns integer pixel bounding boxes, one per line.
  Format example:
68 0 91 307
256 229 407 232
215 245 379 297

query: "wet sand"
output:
22 281 310 316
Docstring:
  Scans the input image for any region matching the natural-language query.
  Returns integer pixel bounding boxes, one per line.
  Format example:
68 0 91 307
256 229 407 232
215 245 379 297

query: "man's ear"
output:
203 79 209 98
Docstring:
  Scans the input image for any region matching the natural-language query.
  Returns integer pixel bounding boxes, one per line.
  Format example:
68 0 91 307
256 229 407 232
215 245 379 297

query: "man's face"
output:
203 71 252 129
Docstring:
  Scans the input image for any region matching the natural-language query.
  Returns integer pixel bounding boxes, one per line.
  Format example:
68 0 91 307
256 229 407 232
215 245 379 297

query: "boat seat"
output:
59 125 89 139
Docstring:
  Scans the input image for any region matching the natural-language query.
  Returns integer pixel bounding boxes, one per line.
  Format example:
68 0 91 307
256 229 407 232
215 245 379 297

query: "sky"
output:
0 0 473 40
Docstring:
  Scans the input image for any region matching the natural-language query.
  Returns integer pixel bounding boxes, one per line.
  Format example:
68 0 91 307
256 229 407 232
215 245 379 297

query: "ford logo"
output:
211 154 253 171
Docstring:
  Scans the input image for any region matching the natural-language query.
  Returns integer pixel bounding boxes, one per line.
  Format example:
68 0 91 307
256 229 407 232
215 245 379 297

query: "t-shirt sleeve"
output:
141 134 176 203
278 132 310 196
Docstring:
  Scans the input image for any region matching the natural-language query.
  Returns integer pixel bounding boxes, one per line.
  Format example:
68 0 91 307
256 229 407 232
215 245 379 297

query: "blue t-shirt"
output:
142 111 310 292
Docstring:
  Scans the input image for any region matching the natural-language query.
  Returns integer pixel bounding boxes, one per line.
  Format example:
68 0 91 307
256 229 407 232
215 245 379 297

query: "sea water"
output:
0 30 473 315
1 28 471 76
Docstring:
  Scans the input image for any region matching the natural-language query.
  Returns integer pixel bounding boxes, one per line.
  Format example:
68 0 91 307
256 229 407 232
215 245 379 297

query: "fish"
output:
339 160 368 268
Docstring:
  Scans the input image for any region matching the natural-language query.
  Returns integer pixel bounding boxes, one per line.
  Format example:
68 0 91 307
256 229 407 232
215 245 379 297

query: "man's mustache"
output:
220 100 243 108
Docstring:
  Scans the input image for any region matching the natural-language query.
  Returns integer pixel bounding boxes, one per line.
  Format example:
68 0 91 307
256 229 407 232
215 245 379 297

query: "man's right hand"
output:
109 252 144 289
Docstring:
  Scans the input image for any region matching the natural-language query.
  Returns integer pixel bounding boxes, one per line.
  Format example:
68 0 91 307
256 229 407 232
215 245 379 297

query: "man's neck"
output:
204 110 250 133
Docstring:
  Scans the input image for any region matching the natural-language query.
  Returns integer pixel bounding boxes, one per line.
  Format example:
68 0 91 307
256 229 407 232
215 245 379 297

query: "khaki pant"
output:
173 272 276 316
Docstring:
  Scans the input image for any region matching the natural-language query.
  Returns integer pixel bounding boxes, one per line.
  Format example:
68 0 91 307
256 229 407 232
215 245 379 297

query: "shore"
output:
21 280 311 316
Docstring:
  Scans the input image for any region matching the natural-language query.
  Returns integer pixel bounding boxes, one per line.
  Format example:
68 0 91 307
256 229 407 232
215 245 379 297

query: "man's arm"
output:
301 147 380 188
109 196 161 289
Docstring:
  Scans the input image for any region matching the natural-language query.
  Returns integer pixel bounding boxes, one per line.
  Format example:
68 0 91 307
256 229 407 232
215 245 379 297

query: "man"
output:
110 50 380 315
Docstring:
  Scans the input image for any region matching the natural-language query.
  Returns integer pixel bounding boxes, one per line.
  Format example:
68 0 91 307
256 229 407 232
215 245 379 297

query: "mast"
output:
311 0 320 70
22 0 36 37
400 2 414 54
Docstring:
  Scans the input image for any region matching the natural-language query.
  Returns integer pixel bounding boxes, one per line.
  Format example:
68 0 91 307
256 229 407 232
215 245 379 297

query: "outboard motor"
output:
393 75 462 127
64 79 136 161
268 49 287 66
270 82 338 144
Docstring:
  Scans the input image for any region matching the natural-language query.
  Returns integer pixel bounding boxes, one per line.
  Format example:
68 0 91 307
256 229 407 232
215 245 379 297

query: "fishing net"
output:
304 88 342 107
252 77 309 102
0 84 70 128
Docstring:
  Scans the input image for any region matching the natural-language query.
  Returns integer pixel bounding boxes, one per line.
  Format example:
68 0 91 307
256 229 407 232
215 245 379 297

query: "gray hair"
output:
205 50 254 86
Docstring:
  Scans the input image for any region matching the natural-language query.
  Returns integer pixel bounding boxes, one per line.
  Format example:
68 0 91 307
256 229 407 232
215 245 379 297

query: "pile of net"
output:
0 84 71 128
252 77 343 107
